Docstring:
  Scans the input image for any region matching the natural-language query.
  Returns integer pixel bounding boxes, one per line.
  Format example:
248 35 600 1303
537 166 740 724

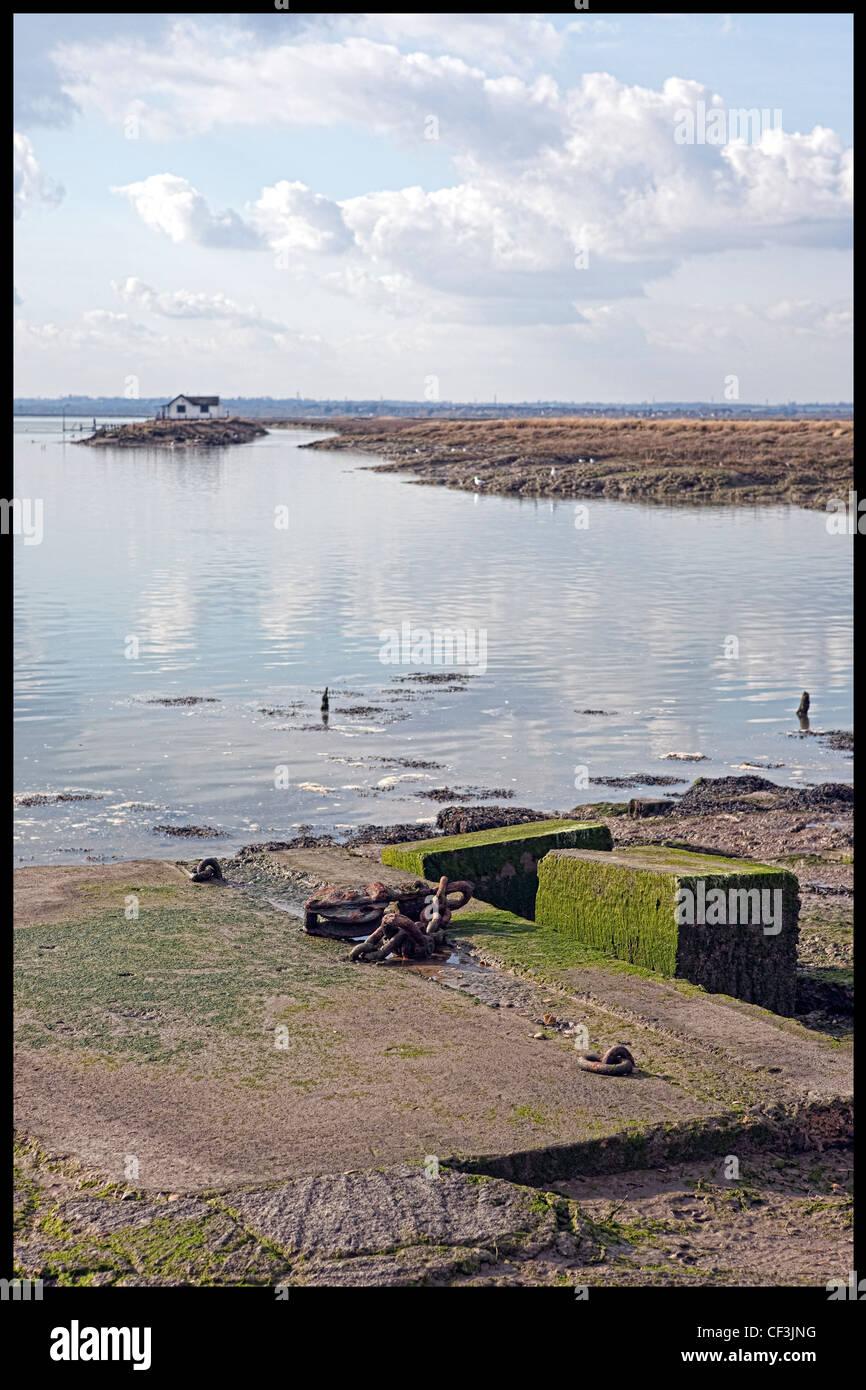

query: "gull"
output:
550 466 557 477
578 456 585 463
589 456 596 464
473 476 484 487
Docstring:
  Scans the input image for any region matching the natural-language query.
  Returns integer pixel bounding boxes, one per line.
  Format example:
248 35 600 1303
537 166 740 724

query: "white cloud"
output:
112 173 262 248
53 26 564 158
90 24 849 331
13 131 63 218
252 181 354 255
112 276 285 331
345 13 567 73
16 313 154 352
15 17 853 397
16 297 328 373
576 294 853 359
81 309 154 337
320 266 422 315
761 298 852 335
721 126 853 230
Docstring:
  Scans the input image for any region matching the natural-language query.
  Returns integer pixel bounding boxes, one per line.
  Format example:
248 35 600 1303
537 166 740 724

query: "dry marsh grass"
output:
294 416 853 509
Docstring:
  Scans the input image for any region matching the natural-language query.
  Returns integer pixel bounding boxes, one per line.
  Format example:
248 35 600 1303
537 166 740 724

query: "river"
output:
13 416 853 863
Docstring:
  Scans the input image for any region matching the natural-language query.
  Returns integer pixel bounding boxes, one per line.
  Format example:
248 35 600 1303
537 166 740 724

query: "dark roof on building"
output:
165 395 220 406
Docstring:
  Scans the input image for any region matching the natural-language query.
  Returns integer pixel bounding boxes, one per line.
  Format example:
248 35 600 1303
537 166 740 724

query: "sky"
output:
14 11 853 402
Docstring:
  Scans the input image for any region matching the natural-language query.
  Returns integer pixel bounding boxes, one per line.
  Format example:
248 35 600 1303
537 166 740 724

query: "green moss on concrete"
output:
13 883 397 1083
33 1211 285 1287
13 1169 43 1235
536 847 800 1015
452 905 667 983
542 859 679 974
382 819 612 919
387 818 601 856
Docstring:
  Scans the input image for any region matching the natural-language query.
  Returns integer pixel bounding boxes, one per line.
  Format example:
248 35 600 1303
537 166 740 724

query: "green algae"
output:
386 818 606 855
14 884 389 1085
451 905 674 984
34 1213 284 1287
535 848 800 1014
383 819 612 918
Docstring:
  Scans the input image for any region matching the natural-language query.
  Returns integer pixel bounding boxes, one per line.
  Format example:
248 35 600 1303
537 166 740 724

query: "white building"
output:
158 395 229 421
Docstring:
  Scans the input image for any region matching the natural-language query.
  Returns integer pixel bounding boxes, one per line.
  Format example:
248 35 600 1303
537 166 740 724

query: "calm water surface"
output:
14 417 853 863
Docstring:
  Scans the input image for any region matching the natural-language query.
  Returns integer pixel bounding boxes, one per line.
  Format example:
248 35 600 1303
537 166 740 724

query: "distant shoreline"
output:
14 401 854 422
15 412 151 419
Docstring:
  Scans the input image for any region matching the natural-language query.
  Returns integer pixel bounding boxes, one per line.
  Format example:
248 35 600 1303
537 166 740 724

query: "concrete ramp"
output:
14 854 851 1195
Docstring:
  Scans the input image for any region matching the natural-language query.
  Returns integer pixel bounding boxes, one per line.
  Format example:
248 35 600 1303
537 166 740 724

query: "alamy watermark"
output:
825 490 863 534
49 1323 152 1370
674 102 782 146
379 621 487 675
826 1270 864 1300
1 497 44 545
676 881 783 936
1 1277 43 1300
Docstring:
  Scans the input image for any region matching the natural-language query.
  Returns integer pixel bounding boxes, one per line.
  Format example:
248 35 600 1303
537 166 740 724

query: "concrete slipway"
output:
13 850 852 1286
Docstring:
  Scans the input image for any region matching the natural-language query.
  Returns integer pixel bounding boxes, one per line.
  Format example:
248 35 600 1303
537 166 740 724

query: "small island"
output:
76 417 268 448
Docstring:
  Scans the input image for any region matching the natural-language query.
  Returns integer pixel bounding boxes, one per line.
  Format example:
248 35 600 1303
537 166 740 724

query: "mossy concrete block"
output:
536 846 799 1015
381 819 613 919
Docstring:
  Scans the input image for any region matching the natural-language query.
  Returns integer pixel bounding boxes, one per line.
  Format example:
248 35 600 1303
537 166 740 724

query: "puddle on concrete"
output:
345 937 489 980
326 925 490 982
395 951 489 982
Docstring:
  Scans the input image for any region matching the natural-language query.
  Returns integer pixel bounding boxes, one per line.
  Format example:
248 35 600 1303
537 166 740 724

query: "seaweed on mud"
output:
143 697 220 707
15 792 104 806
423 787 515 803
435 806 550 835
590 774 686 789
391 672 478 684
152 825 226 839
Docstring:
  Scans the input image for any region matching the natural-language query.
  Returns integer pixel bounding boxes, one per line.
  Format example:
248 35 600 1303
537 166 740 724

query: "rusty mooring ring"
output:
188 857 223 883
576 1044 635 1076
